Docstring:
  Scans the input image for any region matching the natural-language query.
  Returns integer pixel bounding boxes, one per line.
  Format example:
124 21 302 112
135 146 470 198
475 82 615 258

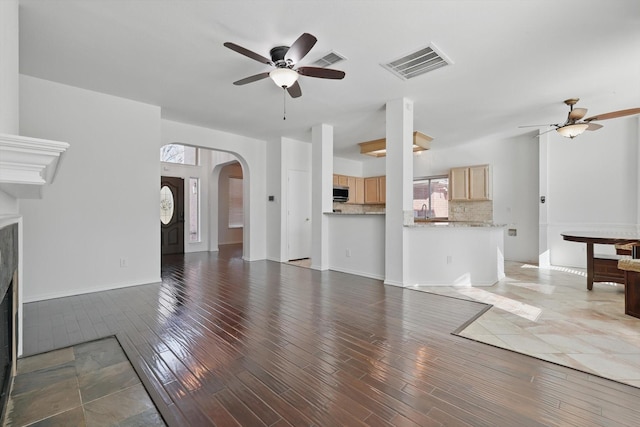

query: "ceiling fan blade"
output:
297 66 345 79
586 123 603 131
518 124 556 128
224 42 272 65
569 107 588 121
287 81 302 98
233 72 270 86
584 107 640 122
284 33 317 64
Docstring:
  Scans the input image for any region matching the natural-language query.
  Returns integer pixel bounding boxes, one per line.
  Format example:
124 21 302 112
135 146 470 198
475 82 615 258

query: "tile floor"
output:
411 261 640 387
3 336 165 426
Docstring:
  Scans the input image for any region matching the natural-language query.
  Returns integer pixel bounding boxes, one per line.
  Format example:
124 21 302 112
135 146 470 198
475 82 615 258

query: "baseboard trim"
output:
23 277 162 303
329 266 384 281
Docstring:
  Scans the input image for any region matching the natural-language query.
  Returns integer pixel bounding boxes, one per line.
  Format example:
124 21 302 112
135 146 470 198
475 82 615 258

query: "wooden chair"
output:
618 258 640 319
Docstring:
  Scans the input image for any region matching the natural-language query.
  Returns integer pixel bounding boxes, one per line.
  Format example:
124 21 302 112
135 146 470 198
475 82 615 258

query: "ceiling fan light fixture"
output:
556 123 589 139
269 68 298 88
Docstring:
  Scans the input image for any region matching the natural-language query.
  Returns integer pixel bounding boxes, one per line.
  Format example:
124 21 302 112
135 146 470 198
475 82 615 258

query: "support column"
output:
385 98 414 286
311 124 333 270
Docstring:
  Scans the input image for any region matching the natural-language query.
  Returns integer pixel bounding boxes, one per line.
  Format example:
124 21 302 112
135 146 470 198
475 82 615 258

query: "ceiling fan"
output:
520 98 640 139
223 33 345 99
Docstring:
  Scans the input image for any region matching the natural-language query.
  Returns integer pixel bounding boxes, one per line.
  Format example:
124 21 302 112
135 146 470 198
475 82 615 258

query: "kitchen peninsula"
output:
327 212 505 286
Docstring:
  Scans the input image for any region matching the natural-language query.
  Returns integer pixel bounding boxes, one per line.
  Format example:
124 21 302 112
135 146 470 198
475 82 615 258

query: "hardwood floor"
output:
22 245 640 426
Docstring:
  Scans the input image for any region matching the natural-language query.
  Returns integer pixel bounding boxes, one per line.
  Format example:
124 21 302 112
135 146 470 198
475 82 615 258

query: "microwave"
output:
333 186 349 203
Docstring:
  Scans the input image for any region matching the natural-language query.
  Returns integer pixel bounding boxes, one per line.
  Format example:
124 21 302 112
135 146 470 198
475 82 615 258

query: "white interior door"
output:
287 170 311 260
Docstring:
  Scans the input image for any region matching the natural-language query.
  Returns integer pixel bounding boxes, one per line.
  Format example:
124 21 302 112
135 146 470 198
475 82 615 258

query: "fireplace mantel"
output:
0 133 70 199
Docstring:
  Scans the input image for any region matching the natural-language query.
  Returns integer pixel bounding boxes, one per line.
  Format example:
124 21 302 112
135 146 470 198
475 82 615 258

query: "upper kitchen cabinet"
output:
449 165 491 201
364 176 386 204
347 176 365 204
333 174 348 187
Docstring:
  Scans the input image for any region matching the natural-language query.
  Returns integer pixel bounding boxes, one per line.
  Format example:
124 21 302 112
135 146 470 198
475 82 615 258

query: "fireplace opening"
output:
0 279 13 416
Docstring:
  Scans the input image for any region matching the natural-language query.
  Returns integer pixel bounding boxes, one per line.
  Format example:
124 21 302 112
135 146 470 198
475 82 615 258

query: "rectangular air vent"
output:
311 51 346 67
382 43 452 80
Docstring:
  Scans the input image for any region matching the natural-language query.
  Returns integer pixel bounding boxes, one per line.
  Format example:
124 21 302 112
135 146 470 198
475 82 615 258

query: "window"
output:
189 178 200 242
228 177 243 228
413 175 449 219
160 144 198 165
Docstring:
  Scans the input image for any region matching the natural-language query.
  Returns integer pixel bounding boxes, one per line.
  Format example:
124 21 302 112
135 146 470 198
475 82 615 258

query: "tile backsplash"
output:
449 200 493 222
332 203 385 214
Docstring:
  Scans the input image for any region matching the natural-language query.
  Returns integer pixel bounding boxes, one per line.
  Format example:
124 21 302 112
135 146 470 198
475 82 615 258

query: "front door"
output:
160 176 184 255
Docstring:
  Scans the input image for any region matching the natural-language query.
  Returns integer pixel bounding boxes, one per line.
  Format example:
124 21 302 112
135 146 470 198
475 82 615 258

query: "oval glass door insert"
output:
160 185 175 225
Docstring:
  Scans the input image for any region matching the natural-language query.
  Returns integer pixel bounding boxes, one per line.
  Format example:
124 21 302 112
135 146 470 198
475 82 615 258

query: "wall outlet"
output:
508 228 517 237
446 255 452 264
120 258 128 267
346 249 351 257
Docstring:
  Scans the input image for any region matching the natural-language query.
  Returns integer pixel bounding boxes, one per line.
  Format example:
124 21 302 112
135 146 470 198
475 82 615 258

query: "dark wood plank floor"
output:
22 245 640 426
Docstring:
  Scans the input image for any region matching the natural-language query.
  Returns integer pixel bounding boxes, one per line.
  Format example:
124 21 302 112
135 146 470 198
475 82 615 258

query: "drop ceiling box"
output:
359 131 433 157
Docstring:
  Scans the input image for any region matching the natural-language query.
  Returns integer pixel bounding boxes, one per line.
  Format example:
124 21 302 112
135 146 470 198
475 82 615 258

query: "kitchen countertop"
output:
325 212 504 227
325 212 385 215
407 221 506 228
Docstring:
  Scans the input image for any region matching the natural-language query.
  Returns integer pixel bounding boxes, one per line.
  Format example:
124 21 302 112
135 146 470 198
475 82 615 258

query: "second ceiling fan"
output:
520 98 640 139
224 33 345 99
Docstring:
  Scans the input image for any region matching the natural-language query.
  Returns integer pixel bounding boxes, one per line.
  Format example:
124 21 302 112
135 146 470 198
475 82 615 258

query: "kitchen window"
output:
413 175 448 219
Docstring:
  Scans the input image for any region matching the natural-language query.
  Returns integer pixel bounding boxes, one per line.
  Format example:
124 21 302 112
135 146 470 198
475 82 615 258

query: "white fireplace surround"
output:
0 133 68 357
0 133 70 199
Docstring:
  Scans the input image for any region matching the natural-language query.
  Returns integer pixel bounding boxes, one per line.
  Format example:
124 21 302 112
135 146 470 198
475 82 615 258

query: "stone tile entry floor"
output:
411 261 640 388
3 336 165 427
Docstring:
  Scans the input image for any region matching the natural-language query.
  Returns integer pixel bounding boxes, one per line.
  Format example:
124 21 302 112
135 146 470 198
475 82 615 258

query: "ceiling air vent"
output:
382 43 452 80
311 51 347 67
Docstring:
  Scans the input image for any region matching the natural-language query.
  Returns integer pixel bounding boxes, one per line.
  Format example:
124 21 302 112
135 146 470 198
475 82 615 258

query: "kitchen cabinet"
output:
333 174 349 186
449 165 491 201
364 176 386 204
347 176 365 204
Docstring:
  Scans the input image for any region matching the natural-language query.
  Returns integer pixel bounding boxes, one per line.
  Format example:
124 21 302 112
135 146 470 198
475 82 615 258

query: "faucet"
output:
421 204 428 219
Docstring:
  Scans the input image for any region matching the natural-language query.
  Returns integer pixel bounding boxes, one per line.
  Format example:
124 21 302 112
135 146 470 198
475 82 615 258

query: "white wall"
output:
265 139 282 261
334 156 363 177
160 149 211 253
19 75 161 301
0 0 19 136
161 119 267 261
0 0 19 215
545 117 639 267
217 162 243 245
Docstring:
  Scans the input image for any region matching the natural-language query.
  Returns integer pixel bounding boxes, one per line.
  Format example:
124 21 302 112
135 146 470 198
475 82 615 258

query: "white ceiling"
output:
18 0 640 160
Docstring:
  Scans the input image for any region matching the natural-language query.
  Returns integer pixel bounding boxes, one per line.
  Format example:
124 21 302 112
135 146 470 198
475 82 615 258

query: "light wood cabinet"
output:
347 176 365 204
364 176 386 204
449 165 491 201
469 165 491 200
334 173 384 204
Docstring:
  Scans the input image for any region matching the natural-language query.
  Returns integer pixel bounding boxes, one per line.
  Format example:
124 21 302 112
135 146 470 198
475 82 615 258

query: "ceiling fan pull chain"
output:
283 87 287 120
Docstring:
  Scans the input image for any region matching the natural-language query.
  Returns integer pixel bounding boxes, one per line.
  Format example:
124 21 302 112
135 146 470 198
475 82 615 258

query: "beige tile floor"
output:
411 261 640 388
4 336 165 426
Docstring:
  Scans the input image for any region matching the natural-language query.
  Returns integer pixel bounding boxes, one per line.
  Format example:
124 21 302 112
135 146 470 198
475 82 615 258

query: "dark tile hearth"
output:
3 336 165 427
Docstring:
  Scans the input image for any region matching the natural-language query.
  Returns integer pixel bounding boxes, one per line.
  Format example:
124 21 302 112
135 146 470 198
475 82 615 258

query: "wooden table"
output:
562 231 640 291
